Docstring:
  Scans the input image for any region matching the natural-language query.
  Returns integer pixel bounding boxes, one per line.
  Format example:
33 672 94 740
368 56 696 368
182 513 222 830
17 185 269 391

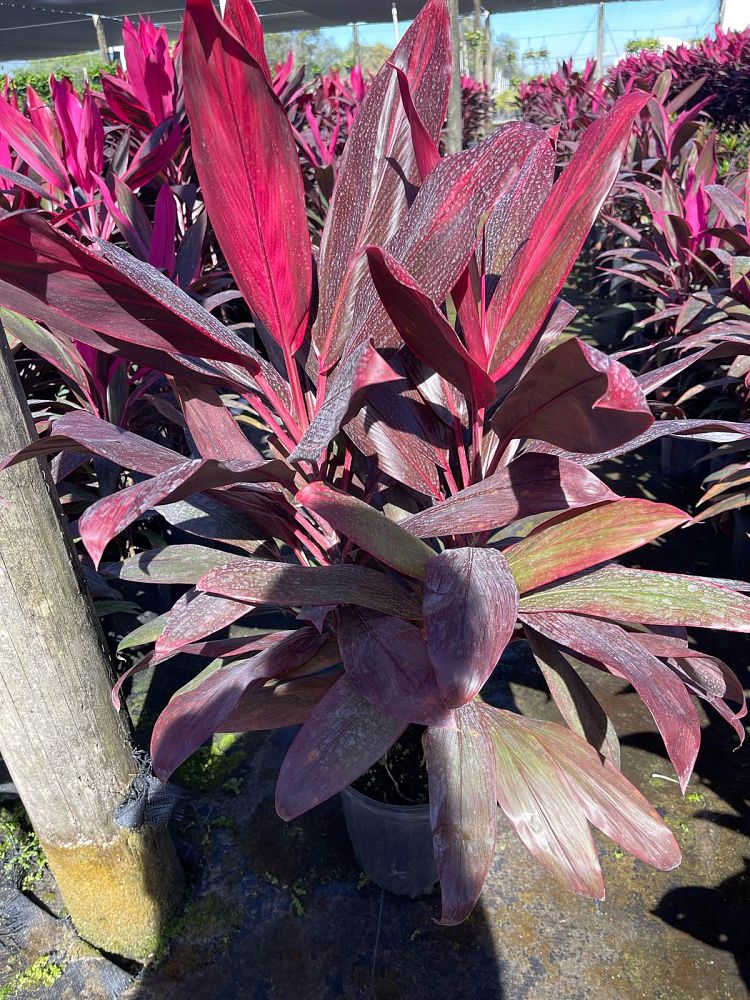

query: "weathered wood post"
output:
0 326 182 961
446 0 463 154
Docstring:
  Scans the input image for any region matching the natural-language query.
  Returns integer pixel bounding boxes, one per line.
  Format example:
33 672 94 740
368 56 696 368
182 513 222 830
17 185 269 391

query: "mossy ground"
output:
0 805 46 892
0 956 64 998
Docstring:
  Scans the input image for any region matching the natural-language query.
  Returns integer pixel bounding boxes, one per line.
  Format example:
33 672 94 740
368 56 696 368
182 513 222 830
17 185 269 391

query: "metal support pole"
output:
484 10 493 86
595 1 605 79
472 0 483 81
446 0 463 154
352 21 361 66
392 3 401 45
91 14 109 64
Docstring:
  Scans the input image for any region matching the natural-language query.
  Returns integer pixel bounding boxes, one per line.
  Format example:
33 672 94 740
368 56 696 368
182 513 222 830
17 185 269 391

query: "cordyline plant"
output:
0 0 748 925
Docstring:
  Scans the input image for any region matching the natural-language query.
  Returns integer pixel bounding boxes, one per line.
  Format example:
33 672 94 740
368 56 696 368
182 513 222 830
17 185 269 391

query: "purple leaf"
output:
423 547 519 708
401 453 617 538
198 559 422 620
491 338 653 452
337 609 453 727
275 675 407 820
424 701 497 924
296 482 434 579
218 672 342 734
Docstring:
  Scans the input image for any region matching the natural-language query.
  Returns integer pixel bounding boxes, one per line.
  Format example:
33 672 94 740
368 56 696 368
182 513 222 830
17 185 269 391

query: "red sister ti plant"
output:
0 0 748 924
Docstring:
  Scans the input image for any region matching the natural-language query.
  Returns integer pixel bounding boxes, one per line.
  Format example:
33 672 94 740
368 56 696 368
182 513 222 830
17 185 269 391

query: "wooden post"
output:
91 14 110 64
446 0 463 154
352 21 361 67
0 326 182 961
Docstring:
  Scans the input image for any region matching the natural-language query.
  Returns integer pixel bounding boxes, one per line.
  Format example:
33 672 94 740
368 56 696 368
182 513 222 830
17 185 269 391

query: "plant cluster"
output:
0 0 747 926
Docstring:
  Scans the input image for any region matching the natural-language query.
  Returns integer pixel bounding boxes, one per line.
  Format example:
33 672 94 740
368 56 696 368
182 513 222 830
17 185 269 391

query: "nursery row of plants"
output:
0 0 748 931
520 28 750 546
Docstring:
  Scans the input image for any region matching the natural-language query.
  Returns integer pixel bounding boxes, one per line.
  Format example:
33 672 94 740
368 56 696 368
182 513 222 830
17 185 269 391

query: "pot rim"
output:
342 783 431 815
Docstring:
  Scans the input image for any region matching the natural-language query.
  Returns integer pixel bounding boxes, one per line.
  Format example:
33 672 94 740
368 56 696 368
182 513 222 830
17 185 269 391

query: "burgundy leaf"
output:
521 613 701 790
314 0 451 369
423 547 519 708
504 499 688 593
424 701 497 924
391 64 441 179
0 410 179 476
198 559 422 620
79 457 293 566
337 608 453 727
173 380 263 462
289 342 400 463
275 675 407 820
155 589 256 661
0 214 263 372
525 627 620 765
151 626 327 779
183 0 311 354
218 672 342 733
297 482 434 579
491 338 653 452
402 453 616 538
365 246 496 408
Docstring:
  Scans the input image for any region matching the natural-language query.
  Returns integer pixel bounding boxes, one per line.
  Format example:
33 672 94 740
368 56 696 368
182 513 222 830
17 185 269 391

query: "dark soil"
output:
351 725 429 806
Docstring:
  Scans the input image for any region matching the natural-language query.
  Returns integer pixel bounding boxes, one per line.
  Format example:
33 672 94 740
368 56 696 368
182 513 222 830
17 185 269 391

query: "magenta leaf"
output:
296 482 434 579
423 547 519 708
491 338 653 452
402 453 616 538
183 0 311 354
275 676 407 820
490 92 651 379
504 498 689 593
424 701 497 924
337 609 453 727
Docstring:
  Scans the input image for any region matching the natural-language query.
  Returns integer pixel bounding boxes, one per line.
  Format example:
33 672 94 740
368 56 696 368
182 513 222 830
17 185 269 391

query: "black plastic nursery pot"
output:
340 727 437 898
340 787 437 898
